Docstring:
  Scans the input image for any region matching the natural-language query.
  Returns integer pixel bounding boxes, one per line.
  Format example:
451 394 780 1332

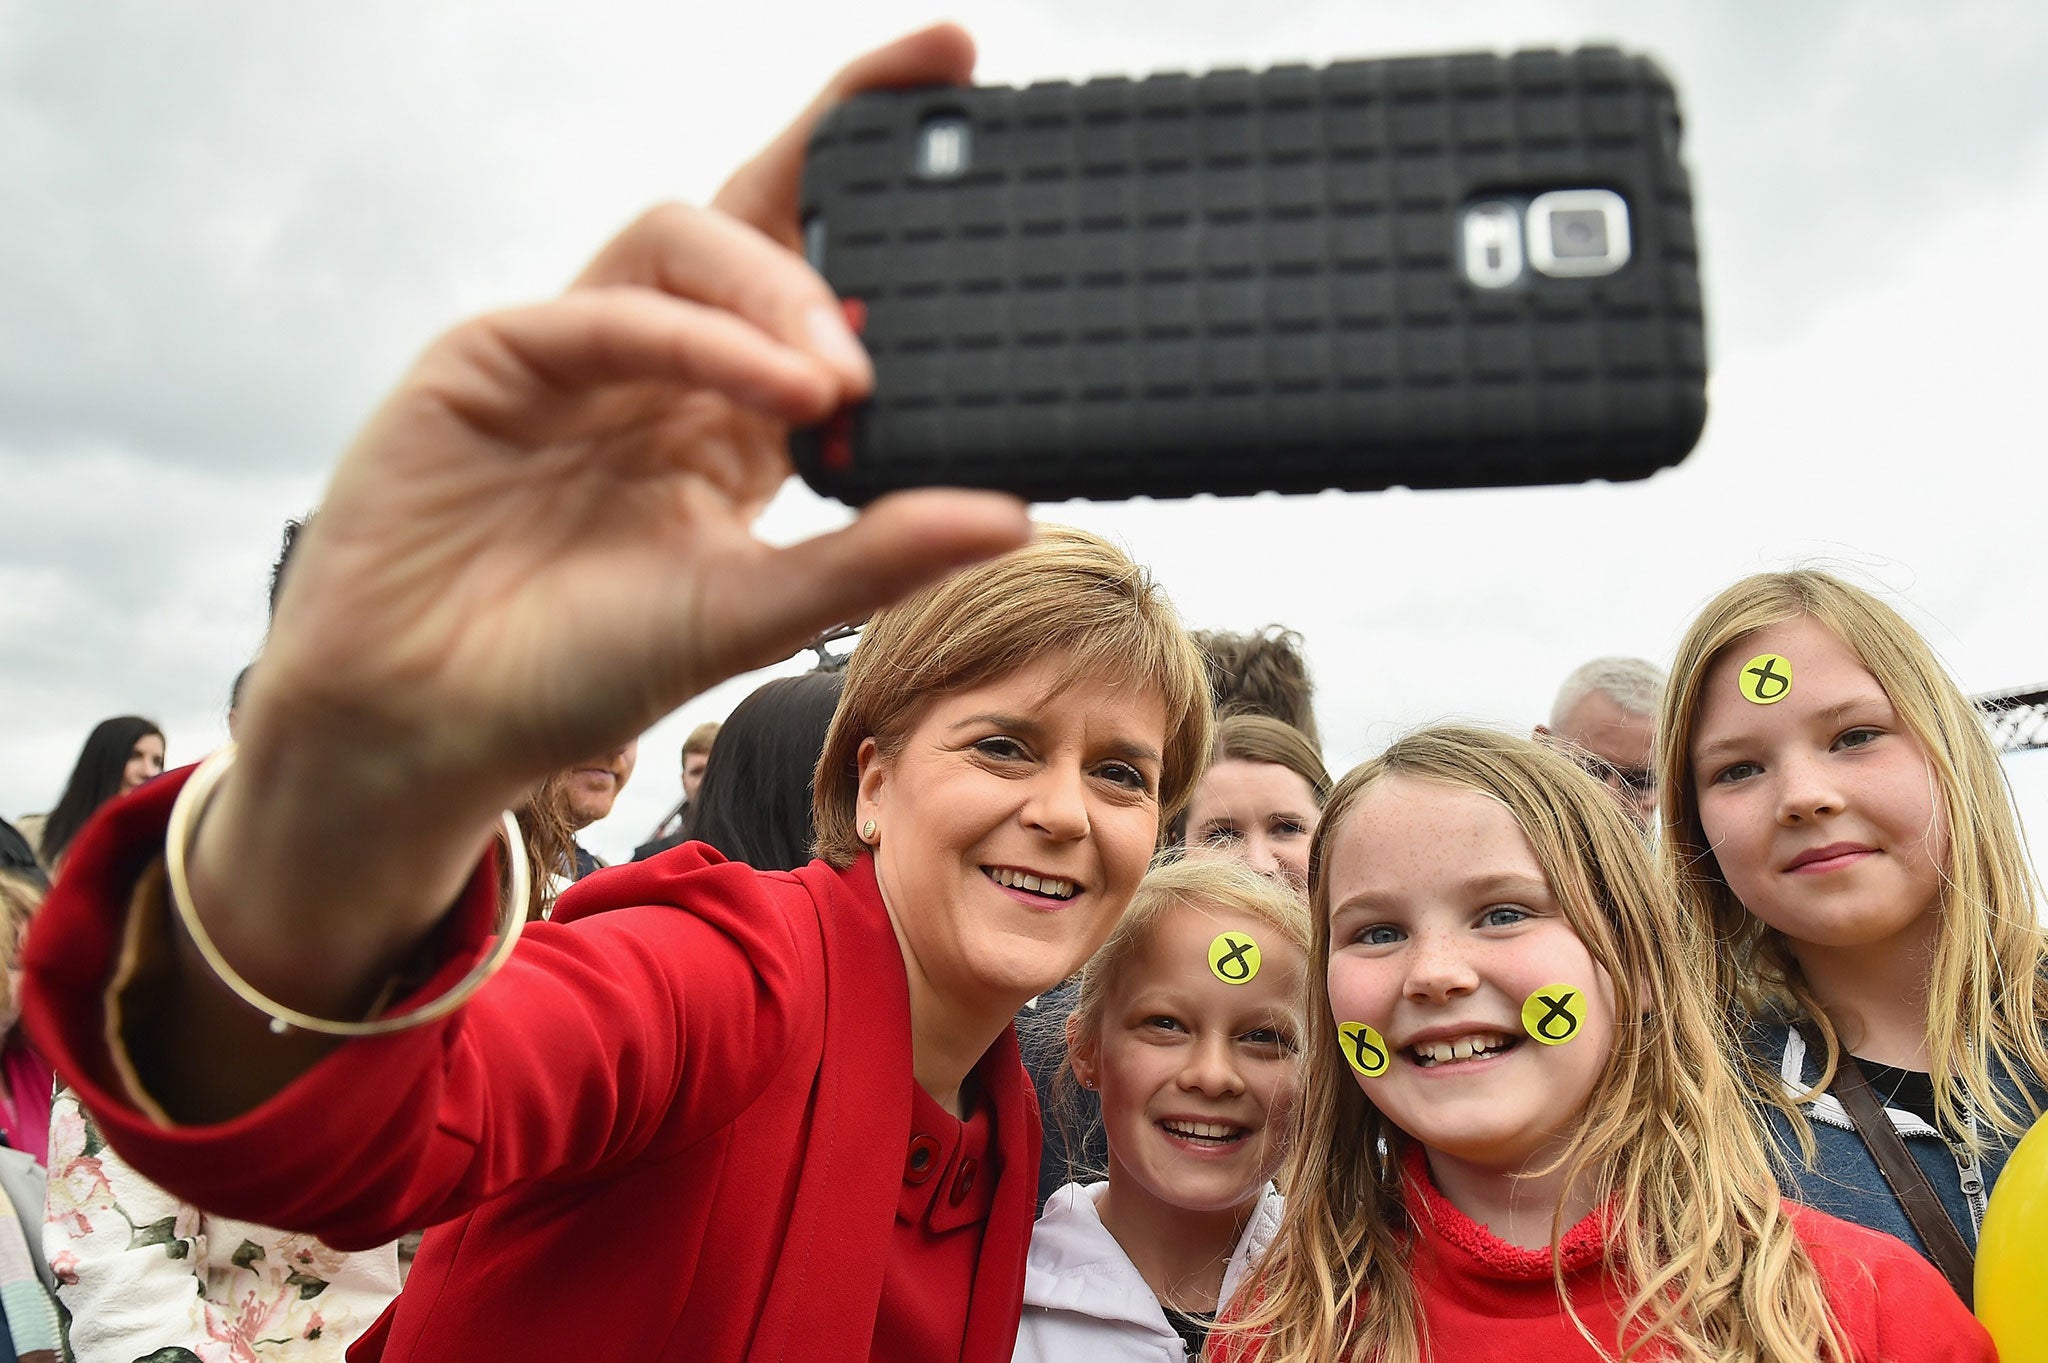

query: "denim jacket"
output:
1753 1020 2041 1262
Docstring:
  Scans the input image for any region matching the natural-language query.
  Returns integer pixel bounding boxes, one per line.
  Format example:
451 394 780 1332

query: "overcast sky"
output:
5 0 2047 868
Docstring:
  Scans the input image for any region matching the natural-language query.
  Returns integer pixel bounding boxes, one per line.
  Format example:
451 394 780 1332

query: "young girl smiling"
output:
1660 570 2048 1288
1015 858 1308 1363
1223 726 1987 1362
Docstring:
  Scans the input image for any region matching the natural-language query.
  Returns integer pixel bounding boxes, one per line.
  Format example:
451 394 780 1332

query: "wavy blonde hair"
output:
1226 725 1849 1363
1658 569 2048 1148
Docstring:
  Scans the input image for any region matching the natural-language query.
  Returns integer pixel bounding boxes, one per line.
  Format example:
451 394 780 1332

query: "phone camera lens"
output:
1550 210 1609 259
1526 190 1631 278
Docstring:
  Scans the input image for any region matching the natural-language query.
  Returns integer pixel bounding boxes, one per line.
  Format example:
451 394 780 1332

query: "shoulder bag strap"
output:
1826 1043 1976 1307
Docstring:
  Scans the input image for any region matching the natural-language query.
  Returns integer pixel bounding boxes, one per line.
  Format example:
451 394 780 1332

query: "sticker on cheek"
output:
1337 1022 1390 1077
1521 985 1588 1046
1738 653 1792 705
1207 932 1261 985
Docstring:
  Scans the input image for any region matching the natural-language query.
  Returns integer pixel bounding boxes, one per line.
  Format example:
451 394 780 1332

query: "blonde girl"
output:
1660 570 2048 1279
1015 858 1309 1363
1223 725 1986 1362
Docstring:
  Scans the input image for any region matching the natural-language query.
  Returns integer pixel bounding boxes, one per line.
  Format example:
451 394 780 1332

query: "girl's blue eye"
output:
1834 727 1881 751
1272 819 1309 839
1146 1015 1186 1034
1481 905 1528 928
1357 924 1403 947
1242 1027 1297 1052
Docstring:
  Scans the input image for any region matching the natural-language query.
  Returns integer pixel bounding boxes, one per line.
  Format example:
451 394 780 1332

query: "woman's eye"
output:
1834 727 1881 751
1480 905 1529 929
1200 825 1245 847
1271 819 1309 839
1712 760 1761 786
1096 761 1151 792
973 736 1029 762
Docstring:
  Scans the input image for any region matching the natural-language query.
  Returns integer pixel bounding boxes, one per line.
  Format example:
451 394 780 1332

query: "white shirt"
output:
1013 1180 1284 1363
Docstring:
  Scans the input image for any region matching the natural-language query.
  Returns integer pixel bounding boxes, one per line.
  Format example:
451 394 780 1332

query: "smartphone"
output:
792 48 1705 505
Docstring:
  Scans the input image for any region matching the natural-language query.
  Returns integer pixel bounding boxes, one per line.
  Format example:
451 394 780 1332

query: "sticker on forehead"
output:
1521 985 1588 1046
1208 932 1262 985
1337 1022 1390 1078
1738 653 1793 706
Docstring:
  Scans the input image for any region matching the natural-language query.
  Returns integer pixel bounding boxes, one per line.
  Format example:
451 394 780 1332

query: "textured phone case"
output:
793 49 1705 504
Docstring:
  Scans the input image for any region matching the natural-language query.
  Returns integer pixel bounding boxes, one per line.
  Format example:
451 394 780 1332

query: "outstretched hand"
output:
244 24 1023 824
170 26 1026 1017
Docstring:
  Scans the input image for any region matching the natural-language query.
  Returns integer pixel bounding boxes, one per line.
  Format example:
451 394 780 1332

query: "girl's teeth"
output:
1163 1120 1240 1141
1411 1034 1510 1066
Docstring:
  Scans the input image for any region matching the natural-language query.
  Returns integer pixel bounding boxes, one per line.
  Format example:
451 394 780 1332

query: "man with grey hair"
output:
1536 656 1666 826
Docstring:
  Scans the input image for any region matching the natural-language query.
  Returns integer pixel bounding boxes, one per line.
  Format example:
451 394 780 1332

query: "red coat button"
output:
948 1156 978 1206
905 1135 941 1185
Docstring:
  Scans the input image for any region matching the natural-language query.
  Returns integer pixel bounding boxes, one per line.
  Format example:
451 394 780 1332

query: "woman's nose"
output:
1024 763 1090 840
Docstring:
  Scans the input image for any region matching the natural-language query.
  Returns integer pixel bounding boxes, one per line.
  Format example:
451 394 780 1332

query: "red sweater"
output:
20 767 1038 1363
1220 1149 1993 1361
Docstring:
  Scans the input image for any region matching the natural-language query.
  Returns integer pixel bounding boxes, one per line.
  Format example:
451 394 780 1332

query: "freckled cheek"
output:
1325 959 1396 1027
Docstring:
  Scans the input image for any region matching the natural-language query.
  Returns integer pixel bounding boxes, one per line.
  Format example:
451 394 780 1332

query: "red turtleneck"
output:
1221 1145 1991 1360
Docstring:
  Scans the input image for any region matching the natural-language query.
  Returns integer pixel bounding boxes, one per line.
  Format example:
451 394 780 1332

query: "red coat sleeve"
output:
21 766 813 1251
1787 1204 1996 1362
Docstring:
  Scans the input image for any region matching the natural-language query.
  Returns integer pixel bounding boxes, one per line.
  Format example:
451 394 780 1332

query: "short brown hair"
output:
813 526 1211 867
1192 626 1320 748
681 722 722 760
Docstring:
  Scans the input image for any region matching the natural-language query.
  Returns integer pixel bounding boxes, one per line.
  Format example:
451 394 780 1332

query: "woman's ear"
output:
854 736 886 818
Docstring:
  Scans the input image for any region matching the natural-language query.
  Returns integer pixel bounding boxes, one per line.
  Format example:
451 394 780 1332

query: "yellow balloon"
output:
1978 1119 2048 1357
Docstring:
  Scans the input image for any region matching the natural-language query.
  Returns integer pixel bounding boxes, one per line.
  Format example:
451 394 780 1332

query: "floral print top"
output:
43 1088 404 1363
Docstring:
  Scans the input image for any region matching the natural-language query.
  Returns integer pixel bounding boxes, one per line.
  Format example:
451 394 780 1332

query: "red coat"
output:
22 767 1039 1362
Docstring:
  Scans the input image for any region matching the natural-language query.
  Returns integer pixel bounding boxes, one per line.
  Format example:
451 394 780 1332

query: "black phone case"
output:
793 49 1705 505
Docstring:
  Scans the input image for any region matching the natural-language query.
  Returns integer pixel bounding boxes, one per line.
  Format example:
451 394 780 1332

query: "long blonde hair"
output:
1658 569 2048 1147
1227 725 1849 1363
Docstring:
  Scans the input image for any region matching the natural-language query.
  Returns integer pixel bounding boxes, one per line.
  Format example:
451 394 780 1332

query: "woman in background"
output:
682 670 846 872
0 874 63 1363
1175 716 1330 889
29 716 165 871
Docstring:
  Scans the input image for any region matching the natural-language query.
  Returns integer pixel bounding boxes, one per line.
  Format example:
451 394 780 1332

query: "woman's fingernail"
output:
806 302 874 388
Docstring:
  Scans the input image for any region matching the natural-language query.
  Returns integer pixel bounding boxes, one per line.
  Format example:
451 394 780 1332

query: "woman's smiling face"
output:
1322 776 1613 1176
858 654 1169 1011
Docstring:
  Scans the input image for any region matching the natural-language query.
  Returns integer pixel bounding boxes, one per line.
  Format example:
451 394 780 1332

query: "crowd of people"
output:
3 22 2042 1363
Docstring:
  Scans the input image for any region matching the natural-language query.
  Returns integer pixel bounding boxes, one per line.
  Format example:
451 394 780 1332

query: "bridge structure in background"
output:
1978 685 2048 754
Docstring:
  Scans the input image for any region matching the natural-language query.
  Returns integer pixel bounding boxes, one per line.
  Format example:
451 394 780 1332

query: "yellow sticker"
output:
1337 1022 1391 1077
1521 985 1588 1046
1738 653 1793 705
1207 931 1262 985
